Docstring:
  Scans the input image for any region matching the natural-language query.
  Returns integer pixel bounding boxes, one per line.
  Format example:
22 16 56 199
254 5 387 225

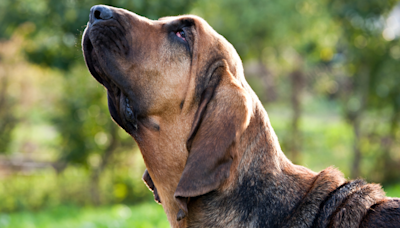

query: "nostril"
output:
94 10 101 19
90 5 113 22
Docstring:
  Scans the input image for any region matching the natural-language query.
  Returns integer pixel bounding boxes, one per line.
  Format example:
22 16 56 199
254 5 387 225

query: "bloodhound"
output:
82 5 400 228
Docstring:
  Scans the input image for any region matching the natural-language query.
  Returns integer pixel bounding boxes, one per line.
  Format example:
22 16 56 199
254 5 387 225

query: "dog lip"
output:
105 77 139 134
82 30 104 85
106 81 138 134
124 97 135 122
119 92 138 131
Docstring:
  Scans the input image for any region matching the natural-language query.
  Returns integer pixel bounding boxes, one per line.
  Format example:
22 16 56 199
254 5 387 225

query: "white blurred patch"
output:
383 4 400 41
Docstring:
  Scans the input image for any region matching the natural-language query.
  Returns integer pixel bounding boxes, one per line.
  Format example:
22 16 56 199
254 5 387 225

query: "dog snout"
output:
90 5 113 24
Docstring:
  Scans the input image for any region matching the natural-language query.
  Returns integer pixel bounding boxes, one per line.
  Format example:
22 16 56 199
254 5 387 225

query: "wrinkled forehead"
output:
158 14 244 82
158 15 202 24
159 15 218 35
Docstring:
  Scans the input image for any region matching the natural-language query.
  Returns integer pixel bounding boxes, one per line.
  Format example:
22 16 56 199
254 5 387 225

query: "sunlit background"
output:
0 0 400 227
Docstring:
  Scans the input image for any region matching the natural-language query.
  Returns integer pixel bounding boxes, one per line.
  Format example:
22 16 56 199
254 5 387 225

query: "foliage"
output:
191 0 400 183
191 0 338 73
0 0 399 221
0 149 151 212
48 64 133 169
0 0 195 70
326 0 400 181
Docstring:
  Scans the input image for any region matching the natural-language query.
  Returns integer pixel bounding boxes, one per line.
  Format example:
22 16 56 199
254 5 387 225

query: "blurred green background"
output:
0 0 400 227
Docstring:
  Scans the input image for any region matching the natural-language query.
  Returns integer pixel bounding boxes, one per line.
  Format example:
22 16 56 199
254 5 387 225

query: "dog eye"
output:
176 30 186 41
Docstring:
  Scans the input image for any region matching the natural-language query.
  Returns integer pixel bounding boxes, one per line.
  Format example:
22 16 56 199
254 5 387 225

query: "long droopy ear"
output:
174 61 251 220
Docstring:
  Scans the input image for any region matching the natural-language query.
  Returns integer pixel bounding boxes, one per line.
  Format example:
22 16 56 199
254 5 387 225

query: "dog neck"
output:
135 112 194 228
137 96 343 228
184 99 346 227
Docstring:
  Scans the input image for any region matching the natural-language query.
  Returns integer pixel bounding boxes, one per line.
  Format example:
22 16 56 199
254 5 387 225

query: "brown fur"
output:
281 168 345 228
82 5 400 227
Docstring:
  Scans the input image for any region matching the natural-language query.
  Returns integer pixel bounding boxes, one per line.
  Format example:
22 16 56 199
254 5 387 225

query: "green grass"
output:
2 187 398 228
0 203 169 228
0 186 398 228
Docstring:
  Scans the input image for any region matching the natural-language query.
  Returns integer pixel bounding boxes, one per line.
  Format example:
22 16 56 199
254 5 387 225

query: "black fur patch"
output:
312 179 366 228
360 198 400 228
189 158 305 227
185 163 393 228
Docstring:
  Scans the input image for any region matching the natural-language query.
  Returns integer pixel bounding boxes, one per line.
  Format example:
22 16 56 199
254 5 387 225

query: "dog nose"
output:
90 5 113 23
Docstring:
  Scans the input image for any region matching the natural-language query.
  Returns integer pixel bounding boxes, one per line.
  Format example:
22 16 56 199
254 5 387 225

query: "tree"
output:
193 0 340 163
328 0 400 180
0 0 196 70
0 0 197 204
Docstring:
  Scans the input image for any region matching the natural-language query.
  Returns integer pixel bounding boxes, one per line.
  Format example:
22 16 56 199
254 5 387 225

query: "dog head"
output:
82 5 253 224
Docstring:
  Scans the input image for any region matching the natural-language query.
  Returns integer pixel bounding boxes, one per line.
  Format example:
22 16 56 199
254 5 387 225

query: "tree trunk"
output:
380 110 400 184
289 70 304 164
90 123 119 205
259 60 277 103
0 69 19 154
351 117 361 178
347 66 370 179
